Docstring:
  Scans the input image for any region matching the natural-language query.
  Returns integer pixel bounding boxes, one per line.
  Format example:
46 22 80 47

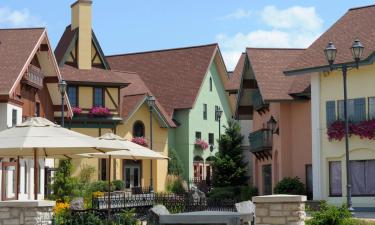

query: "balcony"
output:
252 89 268 112
249 128 273 160
22 65 44 89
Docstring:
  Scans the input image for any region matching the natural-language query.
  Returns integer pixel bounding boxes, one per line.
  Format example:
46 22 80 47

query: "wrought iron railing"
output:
249 129 273 153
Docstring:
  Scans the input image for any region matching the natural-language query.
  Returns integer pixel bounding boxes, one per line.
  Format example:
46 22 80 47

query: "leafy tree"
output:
212 120 248 187
273 177 306 195
168 148 184 176
52 159 77 202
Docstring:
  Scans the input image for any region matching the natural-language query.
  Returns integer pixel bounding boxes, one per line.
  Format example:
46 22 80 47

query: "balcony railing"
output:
249 129 273 159
22 65 44 89
252 89 268 110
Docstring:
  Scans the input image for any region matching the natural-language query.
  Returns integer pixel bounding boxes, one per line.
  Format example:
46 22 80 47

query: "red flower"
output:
89 107 111 117
328 119 375 141
72 107 82 115
131 137 148 147
195 139 209 150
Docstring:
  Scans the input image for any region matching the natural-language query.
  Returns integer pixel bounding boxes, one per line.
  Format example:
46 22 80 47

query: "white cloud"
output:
0 7 45 28
217 5 324 70
220 8 251 20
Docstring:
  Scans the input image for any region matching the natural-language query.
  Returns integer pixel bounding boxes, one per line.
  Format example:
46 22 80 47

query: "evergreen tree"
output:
168 148 185 176
212 120 248 187
52 159 76 201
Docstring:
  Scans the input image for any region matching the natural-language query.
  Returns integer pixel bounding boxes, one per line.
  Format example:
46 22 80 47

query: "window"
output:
208 133 214 145
93 87 104 107
338 98 366 123
209 77 212 92
195 132 201 140
35 102 40 117
326 101 336 126
262 164 272 195
133 121 145 137
306 164 313 200
329 161 342 196
369 97 375 119
67 86 78 107
203 104 207 120
11 109 17 127
350 160 375 196
215 105 219 121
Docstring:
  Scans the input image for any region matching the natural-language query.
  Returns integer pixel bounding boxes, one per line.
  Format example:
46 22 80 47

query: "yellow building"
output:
54 0 172 191
285 5 375 208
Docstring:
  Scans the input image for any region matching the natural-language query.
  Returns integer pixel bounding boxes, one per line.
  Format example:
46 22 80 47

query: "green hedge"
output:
208 186 258 202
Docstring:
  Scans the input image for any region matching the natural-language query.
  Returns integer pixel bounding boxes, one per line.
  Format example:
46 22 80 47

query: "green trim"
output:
92 31 110 70
59 30 78 67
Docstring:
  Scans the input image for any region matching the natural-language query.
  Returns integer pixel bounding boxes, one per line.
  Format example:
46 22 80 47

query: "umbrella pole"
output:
107 155 111 220
33 148 38 200
16 156 20 200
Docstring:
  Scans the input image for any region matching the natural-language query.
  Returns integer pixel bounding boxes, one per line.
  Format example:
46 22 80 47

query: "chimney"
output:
71 0 92 70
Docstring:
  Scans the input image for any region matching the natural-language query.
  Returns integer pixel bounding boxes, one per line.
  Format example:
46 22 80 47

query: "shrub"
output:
168 148 184 176
78 163 96 184
52 160 77 202
306 203 352 225
208 186 258 202
90 180 110 192
120 209 141 225
166 175 186 194
112 180 125 191
274 177 306 195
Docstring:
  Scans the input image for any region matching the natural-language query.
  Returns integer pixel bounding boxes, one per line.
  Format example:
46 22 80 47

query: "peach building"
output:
235 48 312 196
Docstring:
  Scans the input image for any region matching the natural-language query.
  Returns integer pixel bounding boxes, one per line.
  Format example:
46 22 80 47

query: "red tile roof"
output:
107 44 218 118
286 5 375 73
246 48 308 101
226 53 245 92
0 28 45 95
120 73 176 127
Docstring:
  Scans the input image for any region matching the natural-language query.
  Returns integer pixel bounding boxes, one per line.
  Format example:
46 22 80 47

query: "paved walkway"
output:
355 212 375 220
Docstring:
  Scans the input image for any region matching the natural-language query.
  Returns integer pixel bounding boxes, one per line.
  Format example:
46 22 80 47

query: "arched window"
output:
133 121 145 137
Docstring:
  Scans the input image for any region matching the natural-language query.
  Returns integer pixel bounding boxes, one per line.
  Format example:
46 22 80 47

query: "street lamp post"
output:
58 80 67 127
147 95 156 192
216 107 223 142
323 39 364 212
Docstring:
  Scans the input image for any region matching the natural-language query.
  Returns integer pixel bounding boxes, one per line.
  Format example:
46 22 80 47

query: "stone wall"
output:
252 195 306 225
0 200 55 225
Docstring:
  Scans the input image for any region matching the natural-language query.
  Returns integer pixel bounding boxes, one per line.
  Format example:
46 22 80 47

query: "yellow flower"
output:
53 202 70 215
92 191 104 198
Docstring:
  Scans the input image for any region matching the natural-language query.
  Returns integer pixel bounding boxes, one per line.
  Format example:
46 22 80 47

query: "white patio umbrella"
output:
83 133 168 216
0 117 120 200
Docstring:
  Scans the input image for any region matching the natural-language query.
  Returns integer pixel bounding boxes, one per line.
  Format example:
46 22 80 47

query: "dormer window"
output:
93 87 104 107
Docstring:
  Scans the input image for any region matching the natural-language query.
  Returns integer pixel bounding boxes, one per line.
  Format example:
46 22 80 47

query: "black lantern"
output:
351 38 364 65
324 41 337 66
147 95 156 108
216 107 223 120
58 80 67 127
58 80 67 96
267 116 278 134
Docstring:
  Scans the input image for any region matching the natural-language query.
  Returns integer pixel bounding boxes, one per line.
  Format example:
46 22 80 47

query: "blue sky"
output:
0 0 373 70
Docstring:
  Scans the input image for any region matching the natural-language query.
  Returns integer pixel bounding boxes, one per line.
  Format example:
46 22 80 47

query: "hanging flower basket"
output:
89 107 111 117
132 137 148 147
195 139 209 150
72 107 82 116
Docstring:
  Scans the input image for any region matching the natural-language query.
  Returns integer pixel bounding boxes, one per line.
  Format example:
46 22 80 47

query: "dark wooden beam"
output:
243 79 257 89
104 88 118 109
238 106 253 115
40 44 49 51
44 76 59 83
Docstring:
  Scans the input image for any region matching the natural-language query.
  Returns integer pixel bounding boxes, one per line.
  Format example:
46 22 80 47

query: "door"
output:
306 164 313 200
262 164 272 195
2 161 18 200
123 160 141 189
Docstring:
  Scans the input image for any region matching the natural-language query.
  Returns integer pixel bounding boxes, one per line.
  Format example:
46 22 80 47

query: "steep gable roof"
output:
285 5 375 74
226 53 245 92
120 73 176 127
246 48 309 101
0 28 45 95
107 44 218 118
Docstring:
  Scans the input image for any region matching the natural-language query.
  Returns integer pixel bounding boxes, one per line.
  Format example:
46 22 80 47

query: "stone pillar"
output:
252 195 306 225
0 200 55 225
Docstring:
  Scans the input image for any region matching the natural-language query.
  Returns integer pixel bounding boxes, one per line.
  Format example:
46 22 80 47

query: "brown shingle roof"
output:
60 65 130 86
107 44 218 118
0 28 45 95
246 48 308 101
226 53 245 92
54 25 77 65
286 5 375 73
120 73 176 127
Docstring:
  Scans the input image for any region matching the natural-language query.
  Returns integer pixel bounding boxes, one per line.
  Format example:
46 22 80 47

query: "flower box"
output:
131 137 148 147
327 119 375 141
89 107 111 117
195 139 209 150
72 107 82 116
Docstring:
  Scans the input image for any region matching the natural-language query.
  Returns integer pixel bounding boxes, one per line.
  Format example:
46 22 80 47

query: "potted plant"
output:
89 107 111 117
195 139 209 150
131 137 148 147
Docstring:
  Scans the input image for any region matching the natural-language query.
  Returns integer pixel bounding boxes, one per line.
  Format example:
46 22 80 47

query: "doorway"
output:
262 164 272 195
2 161 18 200
123 160 141 189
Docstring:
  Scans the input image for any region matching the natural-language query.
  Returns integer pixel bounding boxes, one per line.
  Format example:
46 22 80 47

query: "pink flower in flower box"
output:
194 139 209 150
131 137 148 147
89 107 111 117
